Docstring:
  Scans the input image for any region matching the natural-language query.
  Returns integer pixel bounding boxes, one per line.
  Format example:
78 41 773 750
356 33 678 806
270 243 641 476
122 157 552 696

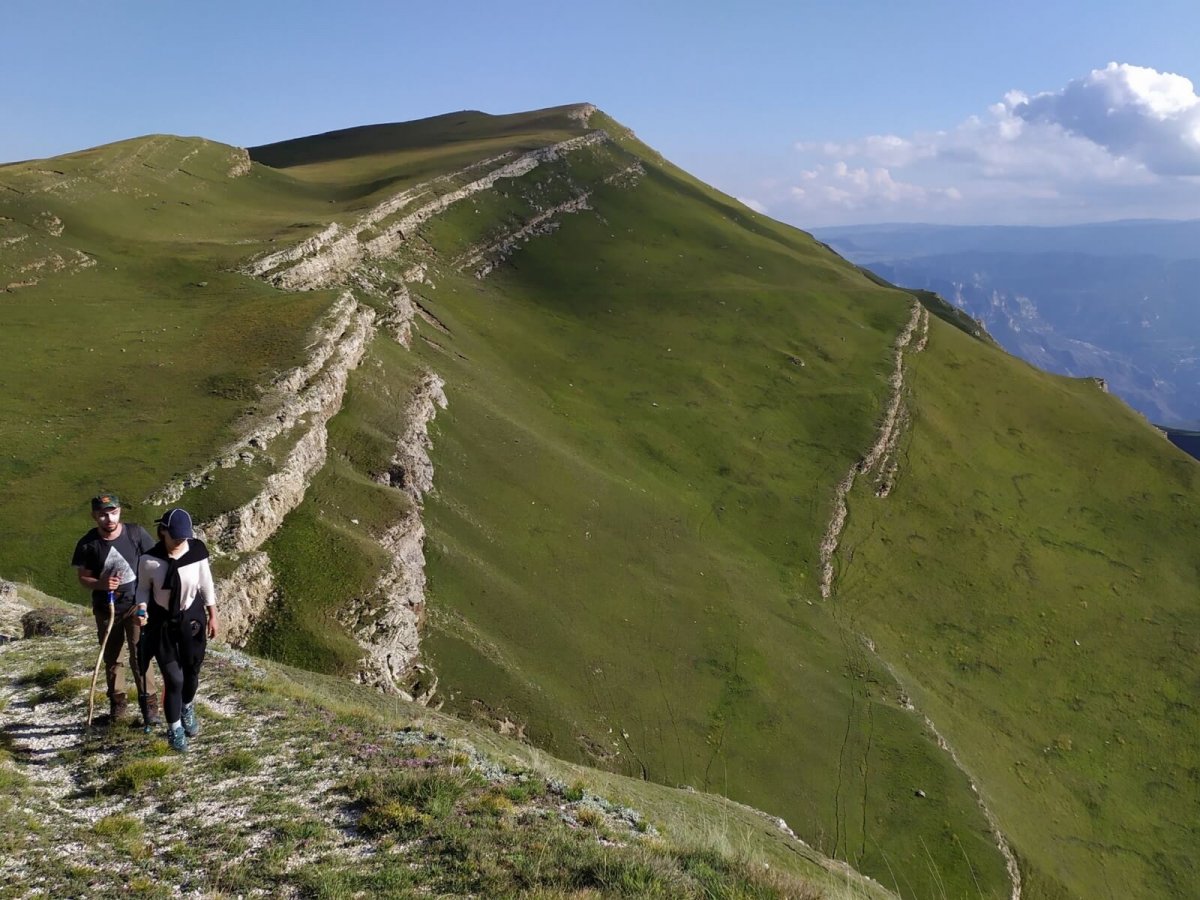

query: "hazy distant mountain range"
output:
816 220 1200 428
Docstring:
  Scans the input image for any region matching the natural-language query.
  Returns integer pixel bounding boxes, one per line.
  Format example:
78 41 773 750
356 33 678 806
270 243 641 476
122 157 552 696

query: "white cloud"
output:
767 62 1200 225
785 161 961 213
1014 62 1200 175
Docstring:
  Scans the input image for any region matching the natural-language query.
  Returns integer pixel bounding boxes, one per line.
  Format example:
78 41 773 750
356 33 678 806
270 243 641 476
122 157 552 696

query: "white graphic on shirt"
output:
101 546 137 587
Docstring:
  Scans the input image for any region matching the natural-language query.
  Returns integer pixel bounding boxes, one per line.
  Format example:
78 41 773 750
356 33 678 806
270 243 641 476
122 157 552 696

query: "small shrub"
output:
563 780 586 802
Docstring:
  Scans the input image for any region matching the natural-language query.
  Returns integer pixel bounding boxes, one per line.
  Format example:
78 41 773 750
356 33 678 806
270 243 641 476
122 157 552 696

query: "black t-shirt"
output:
71 523 155 609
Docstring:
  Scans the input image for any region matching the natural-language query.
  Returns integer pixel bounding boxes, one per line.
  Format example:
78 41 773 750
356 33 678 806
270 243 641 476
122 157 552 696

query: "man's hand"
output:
77 568 122 592
207 607 219 640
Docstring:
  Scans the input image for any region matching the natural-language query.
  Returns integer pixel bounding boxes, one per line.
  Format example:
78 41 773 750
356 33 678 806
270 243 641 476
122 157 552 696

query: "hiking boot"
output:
167 724 189 753
139 697 164 731
181 702 200 738
109 694 129 723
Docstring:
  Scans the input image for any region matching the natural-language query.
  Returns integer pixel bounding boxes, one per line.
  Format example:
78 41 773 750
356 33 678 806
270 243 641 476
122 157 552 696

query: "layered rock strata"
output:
819 303 928 599
340 373 447 699
158 124 619 699
247 132 608 292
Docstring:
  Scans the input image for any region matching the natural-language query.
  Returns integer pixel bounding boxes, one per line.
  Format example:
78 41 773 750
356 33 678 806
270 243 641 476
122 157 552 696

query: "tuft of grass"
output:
47 675 90 702
92 814 149 858
574 806 605 829
212 749 260 774
474 791 516 818
503 775 547 804
21 662 69 687
107 758 178 794
359 800 429 837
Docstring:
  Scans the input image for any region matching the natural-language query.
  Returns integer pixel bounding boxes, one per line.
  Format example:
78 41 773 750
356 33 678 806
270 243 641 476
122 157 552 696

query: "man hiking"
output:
71 491 161 728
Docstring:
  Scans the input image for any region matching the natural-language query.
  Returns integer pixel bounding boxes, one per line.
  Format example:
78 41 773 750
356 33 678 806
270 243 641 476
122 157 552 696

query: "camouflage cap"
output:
90 492 121 510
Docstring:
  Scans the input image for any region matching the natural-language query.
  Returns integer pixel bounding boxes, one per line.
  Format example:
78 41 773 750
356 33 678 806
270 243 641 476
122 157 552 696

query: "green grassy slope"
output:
4 104 1197 899
250 114 1006 896
838 321 1200 898
0 137 334 593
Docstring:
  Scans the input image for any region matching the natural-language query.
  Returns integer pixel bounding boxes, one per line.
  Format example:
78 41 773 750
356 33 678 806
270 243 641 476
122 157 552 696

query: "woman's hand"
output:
207 607 219 640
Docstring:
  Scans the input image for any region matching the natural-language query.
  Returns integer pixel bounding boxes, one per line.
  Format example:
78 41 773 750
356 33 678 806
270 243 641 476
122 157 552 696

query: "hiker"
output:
135 507 219 752
71 491 162 727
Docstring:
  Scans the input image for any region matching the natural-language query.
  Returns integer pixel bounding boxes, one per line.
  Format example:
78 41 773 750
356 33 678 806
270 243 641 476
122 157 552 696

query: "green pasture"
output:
364 134 1012 895
5 103 1197 898
837 319 1200 898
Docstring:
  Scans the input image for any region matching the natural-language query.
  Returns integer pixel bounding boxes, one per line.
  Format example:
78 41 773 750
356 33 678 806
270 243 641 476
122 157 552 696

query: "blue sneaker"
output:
167 724 189 753
181 702 200 738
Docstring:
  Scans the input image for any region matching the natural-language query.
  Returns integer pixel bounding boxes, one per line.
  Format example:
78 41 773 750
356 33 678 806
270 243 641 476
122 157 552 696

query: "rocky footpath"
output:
0 590 879 900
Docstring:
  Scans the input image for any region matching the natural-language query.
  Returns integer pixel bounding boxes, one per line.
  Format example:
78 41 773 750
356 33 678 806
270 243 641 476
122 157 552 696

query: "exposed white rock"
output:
568 103 598 126
602 161 645 188
819 303 927 598
343 372 447 697
245 223 342 279
34 211 64 237
215 552 276 647
227 147 252 178
198 306 375 555
458 192 593 279
255 132 608 292
381 281 417 347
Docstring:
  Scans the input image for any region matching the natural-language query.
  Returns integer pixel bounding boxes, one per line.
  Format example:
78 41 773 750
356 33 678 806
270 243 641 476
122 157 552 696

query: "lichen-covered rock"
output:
21 606 83 638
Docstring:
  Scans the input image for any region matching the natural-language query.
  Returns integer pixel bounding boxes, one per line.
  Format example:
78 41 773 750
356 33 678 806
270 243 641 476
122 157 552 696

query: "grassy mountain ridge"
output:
2 104 1197 898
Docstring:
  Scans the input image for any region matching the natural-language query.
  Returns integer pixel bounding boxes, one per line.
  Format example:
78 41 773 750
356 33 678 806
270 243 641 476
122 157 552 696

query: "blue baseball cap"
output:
155 508 194 540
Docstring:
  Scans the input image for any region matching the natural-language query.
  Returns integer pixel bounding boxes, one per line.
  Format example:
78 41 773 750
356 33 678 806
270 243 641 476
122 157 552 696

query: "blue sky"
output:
5 0 1200 226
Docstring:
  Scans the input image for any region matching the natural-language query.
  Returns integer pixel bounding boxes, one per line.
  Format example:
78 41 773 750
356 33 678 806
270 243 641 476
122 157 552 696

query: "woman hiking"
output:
135 508 220 752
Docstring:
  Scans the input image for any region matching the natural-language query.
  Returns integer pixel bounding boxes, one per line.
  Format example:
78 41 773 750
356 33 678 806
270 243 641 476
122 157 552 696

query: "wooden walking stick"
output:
87 591 115 730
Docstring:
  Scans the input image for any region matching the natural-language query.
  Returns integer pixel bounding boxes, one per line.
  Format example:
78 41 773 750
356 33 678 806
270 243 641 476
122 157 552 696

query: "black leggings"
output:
141 603 207 724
